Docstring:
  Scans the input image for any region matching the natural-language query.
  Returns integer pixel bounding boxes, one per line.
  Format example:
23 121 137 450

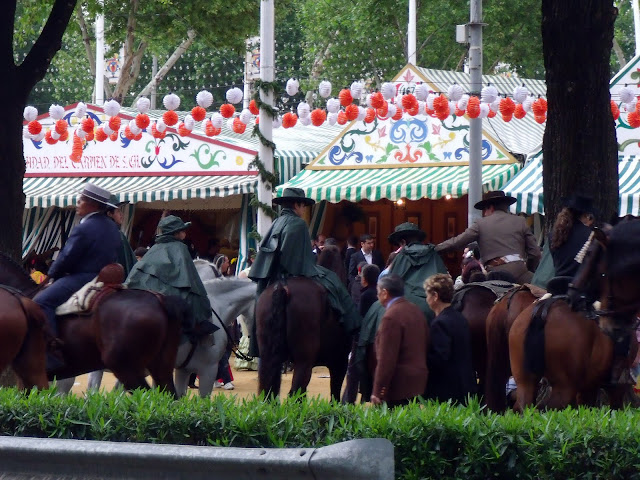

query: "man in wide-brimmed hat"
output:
436 190 541 284
126 215 217 342
249 187 361 356
106 195 137 276
34 183 122 365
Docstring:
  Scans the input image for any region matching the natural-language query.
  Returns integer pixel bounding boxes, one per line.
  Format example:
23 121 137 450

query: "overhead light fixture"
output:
445 194 452 200
396 199 404 206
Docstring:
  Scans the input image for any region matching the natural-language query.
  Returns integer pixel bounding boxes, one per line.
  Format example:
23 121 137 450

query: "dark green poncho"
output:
117 231 137 277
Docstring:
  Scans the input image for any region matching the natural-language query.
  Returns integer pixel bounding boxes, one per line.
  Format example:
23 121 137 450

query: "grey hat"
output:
157 215 191 236
79 183 114 207
273 187 315 206
388 222 427 244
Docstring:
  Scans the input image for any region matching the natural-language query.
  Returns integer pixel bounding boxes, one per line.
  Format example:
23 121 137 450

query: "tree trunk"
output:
542 1 619 230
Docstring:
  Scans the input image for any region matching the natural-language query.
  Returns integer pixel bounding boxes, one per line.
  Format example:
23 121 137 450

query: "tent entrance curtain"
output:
22 207 77 260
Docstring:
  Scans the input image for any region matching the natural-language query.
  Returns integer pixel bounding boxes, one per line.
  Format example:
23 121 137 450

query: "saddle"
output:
55 264 126 316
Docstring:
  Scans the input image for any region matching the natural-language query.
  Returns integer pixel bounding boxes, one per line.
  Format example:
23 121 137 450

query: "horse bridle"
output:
210 306 254 362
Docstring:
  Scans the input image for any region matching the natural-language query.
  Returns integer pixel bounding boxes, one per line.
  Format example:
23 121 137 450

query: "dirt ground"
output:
69 359 348 401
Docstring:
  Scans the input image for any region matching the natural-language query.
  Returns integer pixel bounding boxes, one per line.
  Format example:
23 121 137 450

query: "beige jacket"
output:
436 210 541 267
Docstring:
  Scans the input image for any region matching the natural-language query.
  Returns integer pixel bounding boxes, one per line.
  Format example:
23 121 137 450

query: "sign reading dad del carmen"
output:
23 130 257 178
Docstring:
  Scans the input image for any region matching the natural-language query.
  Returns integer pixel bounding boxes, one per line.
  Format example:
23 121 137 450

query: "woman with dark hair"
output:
549 195 596 278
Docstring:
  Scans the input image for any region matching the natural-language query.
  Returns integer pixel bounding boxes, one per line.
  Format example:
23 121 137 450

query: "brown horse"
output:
256 277 351 401
0 287 48 389
0 253 184 396
509 222 640 410
484 287 538 412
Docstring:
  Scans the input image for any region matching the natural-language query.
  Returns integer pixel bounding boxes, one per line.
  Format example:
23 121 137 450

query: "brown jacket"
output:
373 297 429 403
435 210 541 268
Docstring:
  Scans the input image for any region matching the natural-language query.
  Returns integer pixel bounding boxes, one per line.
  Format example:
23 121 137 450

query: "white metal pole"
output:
95 9 104 106
150 55 158 109
257 0 275 235
467 0 483 226
243 46 251 110
633 0 640 56
408 0 417 64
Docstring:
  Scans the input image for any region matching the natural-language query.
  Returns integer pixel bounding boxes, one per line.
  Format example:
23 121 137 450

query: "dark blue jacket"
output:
48 213 121 279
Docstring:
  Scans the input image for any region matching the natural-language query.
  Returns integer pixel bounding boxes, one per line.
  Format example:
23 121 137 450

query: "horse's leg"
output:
197 363 218 398
329 359 348 402
146 362 176 398
50 377 75 394
289 362 313 398
87 370 105 391
174 368 190 398
111 368 150 392
544 384 577 409
11 316 48 391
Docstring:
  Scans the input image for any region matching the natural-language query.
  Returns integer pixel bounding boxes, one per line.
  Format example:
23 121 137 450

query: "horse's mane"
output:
607 220 640 278
317 245 347 285
0 251 38 289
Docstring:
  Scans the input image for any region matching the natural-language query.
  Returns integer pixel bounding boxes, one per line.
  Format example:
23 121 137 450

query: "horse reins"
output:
210 307 255 362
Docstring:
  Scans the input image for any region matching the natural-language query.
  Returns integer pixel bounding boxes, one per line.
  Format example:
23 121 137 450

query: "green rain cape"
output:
117 231 137 277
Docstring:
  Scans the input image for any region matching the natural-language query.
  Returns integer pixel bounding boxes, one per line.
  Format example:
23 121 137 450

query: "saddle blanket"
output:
55 277 104 316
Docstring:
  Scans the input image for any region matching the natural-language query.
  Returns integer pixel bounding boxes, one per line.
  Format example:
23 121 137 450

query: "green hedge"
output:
1 388 640 479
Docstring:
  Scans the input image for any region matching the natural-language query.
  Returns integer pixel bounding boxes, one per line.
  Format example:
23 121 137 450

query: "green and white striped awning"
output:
23 174 258 209
503 156 640 216
276 163 520 203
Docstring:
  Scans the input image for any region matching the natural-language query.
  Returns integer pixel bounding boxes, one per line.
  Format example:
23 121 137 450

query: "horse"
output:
484 286 539 412
509 222 640 410
0 252 184 397
0 287 49 390
255 277 351 401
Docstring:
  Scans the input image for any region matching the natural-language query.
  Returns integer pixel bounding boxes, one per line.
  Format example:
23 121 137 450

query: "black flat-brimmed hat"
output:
474 190 517 210
563 194 597 216
157 215 191 236
388 222 427 244
273 187 315 206
78 183 113 206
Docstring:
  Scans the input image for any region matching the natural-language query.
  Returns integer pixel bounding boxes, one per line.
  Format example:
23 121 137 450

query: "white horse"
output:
55 260 257 398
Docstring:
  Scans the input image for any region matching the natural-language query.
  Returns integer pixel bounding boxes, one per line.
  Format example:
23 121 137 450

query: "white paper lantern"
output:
480 85 499 104
479 103 490 118
286 78 299 96
163 93 180 111
624 100 637 112
415 83 429 101
447 84 464 103
419 101 427 114
326 98 340 113
619 86 636 105
239 108 253 124
328 112 338 125
226 87 243 105
76 128 87 139
49 104 65 120
103 124 113 135
522 96 534 113
33 130 45 142
297 102 310 118
357 106 366 121
103 99 121 117
490 98 501 113
22 126 32 139
272 116 282 129
318 80 332 98
211 112 224 129
196 90 214 109
136 97 151 114
51 130 60 140
75 102 87 118
426 92 436 110
184 115 195 131
156 119 167 133
387 104 398 118
299 115 311 126
129 120 141 135
365 94 373 107
23 106 38 122
227 117 235 129
449 101 457 112
457 94 470 111
381 82 395 100
513 86 529 104
350 81 364 101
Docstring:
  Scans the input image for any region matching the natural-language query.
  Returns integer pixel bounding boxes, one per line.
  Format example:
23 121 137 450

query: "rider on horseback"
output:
125 215 217 342
33 183 121 367
248 188 361 355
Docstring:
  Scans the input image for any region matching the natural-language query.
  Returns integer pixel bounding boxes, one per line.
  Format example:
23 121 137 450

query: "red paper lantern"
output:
59 130 69 141
70 133 83 163
54 119 68 135
611 100 620 121
44 130 57 145
435 105 450 121
499 97 516 117
466 96 481 118
220 103 236 118
310 108 327 126
377 101 389 117
177 122 191 136
163 110 179 126
191 106 207 122
205 121 221 136
533 114 546 124
454 107 466 117
407 103 421 117
151 123 163 138
391 107 403 121
514 104 526 119
531 98 548 117
370 92 384 109
364 108 376 123
134 132 143 141
232 117 247 134
337 111 348 125
345 104 359 121
425 108 435 116
282 112 298 129
249 99 259 115
95 127 108 142
27 120 42 135
339 89 353 106
488 109 497 118
135 114 150 129
108 116 121 131
81 117 95 133
124 126 134 140
628 110 640 128
432 94 449 113
402 93 418 110
109 132 118 141
85 131 94 142
502 113 513 123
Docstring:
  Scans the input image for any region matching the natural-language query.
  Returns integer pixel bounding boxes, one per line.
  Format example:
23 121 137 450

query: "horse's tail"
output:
524 299 550 376
258 281 289 398
485 298 511 412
